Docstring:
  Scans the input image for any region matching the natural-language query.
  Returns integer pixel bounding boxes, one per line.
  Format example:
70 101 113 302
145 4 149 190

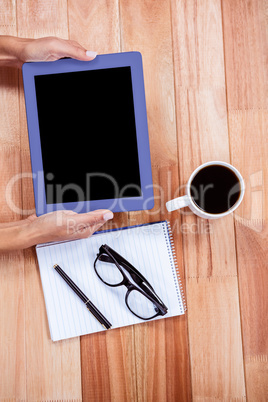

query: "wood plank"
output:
0 252 26 401
0 3 26 400
16 1 82 400
120 1 178 168
222 0 268 397
175 86 246 400
67 1 134 401
0 0 16 36
68 0 120 54
171 0 246 399
228 110 268 401
0 70 21 221
120 1 191 400
221 0 268 110
16 0 69 39
171 0 225 88
188 276 245 400
80 328 136 402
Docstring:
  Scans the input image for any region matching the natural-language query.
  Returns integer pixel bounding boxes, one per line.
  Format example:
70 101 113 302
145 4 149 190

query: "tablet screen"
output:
34 66 142 205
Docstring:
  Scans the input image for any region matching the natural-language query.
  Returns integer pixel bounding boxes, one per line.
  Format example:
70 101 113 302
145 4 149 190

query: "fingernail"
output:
103 212 114 221
86 50 97 59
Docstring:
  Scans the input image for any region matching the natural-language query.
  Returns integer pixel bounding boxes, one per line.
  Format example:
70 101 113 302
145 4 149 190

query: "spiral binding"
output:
162 221 187 312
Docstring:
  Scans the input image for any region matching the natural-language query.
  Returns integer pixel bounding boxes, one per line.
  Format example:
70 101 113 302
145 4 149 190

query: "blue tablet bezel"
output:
22 52 154 216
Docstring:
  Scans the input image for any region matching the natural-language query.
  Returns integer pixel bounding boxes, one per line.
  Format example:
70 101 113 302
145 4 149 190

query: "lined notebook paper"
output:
36 220 186 341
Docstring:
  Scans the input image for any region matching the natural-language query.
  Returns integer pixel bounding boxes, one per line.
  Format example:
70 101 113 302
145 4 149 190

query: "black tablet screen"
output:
34 67 141 204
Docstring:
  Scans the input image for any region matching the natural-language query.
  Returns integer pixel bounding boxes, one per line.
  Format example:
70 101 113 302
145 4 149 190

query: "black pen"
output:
53 264 112 330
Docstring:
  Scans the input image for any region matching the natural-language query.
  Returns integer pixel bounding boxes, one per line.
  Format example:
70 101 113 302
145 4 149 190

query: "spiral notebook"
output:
36 220 186 341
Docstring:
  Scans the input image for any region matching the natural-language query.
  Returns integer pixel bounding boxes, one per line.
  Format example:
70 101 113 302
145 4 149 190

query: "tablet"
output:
22 52 154 216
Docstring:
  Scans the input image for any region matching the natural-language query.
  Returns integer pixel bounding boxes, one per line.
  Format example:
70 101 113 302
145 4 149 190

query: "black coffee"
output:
190 165 241 214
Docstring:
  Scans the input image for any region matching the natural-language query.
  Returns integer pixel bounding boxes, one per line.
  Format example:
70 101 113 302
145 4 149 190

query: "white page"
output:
36 221 185 341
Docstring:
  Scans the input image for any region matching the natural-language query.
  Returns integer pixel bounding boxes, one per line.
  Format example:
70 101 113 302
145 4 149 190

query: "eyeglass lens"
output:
95 254 124 285
127 289 159 319
95 253 160 319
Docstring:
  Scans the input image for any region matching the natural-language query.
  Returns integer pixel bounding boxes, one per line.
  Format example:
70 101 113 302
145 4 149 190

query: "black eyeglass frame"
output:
93 244 168 320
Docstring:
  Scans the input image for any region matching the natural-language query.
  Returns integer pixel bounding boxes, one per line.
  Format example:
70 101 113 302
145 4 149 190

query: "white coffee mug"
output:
166 161 245 219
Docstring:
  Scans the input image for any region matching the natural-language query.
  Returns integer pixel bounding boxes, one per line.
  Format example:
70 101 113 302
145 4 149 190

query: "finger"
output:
66 45 97 60
69 210 113 238
67 39 85 49
73 221 107 240
64 39 97 60
70 214 112 239
25 214 38 223
67 40 93 55
66 209 113 229
54 39 97 61
80 209 114 224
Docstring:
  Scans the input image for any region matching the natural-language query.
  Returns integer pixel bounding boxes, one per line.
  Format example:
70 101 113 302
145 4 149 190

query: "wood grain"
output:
68 0 120 54
16 0 69 40
222 0 268 399
187 276 245 400
0 3 26 400
120 1 191 401
171 0 246 399
174 86 246 399
0 0 267 400
16 1 82 400
228 110 268 401
222 0 268 110
171 0 225 88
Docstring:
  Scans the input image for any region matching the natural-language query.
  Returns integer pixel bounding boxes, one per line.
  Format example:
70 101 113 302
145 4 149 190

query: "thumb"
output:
61 42 97 61
71 209 114 227
70 210 114 239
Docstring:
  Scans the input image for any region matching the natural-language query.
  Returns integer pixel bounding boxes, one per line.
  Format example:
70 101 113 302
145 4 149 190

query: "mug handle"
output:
166 195 191 212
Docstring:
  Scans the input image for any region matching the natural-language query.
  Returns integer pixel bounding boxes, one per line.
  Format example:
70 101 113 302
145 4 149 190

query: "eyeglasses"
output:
94 244 168 320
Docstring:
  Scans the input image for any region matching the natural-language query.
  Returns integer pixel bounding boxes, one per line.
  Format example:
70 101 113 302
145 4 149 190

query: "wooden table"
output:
0 1 267 401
